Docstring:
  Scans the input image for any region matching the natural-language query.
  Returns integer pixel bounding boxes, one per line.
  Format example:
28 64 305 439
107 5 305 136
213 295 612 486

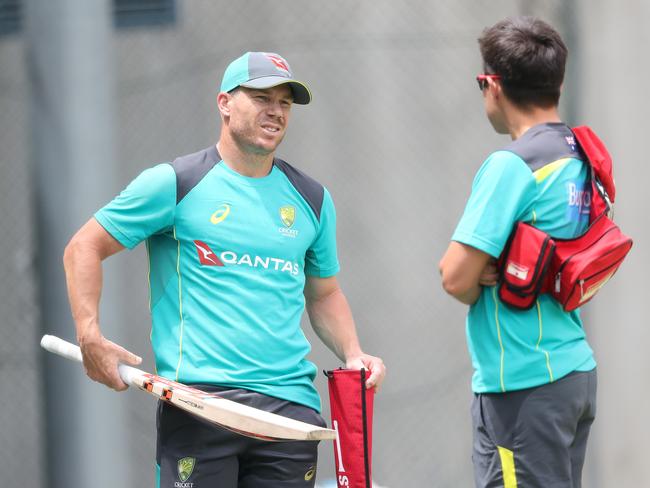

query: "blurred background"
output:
1 0 647 486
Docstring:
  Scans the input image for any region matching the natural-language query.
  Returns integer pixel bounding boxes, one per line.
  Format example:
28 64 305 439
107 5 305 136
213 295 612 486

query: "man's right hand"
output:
79 333 142 391
478 259 499 287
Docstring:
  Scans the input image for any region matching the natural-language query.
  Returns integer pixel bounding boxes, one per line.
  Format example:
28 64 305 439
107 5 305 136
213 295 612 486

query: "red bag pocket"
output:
549 214 632 311
498 222 555 310
326 369 374 488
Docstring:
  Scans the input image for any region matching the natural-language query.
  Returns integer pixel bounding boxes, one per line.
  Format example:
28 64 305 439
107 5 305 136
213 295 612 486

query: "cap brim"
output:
240 76 312 105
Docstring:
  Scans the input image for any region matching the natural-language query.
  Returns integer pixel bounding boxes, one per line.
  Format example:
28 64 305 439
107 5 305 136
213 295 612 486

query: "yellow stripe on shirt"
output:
493 287 506 392
173 226 185 381
535 300 554 382
533 158 572 183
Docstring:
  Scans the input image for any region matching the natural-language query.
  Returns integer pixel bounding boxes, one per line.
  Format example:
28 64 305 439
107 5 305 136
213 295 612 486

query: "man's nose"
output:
266 100 284 117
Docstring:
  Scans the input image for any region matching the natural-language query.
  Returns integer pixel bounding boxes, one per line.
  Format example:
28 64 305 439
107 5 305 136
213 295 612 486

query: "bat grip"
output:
40 334 82 363
41 334 144 386
118 363 142 384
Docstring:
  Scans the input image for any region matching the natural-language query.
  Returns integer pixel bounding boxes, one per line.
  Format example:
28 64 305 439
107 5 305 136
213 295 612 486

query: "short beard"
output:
229 123 283 156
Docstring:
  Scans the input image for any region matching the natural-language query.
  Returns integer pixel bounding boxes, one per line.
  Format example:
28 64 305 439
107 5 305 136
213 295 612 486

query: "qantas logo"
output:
193 240 224 266
193 240 299 275
265 53 291 74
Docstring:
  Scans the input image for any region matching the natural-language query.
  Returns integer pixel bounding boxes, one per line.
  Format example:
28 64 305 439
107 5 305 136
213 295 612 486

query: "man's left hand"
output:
346 354 386 392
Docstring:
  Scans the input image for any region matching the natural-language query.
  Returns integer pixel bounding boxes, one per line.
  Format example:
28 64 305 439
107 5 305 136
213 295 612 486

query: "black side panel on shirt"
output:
170 145 222 204
504 122 584 172
274 158 325 222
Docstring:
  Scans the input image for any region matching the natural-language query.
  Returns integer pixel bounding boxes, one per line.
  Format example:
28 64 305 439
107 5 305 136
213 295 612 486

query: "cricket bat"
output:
40 335 336 442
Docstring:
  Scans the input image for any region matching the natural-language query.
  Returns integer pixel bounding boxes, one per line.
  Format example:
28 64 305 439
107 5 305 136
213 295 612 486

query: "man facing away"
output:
63 51 385 487
439 17 597 488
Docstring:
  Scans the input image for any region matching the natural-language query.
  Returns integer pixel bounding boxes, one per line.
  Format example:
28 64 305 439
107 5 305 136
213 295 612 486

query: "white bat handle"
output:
41 334 82 362
118 363 143 384
40 334 144 385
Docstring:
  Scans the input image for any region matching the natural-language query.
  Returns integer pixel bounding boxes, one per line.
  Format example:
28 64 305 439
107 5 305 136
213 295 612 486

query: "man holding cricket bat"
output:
63 51 385 487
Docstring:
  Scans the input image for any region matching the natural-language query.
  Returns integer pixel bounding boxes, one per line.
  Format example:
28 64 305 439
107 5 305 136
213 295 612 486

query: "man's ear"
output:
217 92 231 117
489 78 501 100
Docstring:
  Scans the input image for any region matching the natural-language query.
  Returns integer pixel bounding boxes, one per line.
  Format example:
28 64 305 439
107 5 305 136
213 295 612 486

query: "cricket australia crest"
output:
178 457 196 482
280 205 296 228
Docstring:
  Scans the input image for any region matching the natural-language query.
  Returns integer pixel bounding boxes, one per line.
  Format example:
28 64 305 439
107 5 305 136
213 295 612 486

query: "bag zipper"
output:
553 224 624 293
565 257 626 306
580 279 585 298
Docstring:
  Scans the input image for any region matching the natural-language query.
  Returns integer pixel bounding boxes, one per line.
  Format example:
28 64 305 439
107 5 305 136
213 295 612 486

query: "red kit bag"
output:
326 369 374 488
547 127 632 310
547 213 632 311
497 126 632 312
497 221 556 310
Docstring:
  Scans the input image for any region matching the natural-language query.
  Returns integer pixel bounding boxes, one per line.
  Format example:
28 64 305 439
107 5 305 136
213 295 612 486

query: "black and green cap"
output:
220 52 312 105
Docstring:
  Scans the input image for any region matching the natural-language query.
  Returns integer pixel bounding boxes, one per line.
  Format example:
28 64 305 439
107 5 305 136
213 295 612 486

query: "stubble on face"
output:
227 85 293 156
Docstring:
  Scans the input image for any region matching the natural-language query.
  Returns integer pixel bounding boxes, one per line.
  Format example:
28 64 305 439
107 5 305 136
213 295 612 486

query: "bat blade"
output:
40 335 336 441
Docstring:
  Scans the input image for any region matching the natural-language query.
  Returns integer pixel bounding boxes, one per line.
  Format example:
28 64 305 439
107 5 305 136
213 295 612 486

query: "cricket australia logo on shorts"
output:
175 457 196 487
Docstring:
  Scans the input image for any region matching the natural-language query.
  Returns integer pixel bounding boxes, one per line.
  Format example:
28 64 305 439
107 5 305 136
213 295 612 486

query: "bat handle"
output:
118 363 143 385
41 334 145 386
40 334 83 363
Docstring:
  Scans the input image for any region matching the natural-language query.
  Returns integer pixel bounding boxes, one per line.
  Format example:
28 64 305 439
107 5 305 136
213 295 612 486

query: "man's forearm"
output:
439 241 493 306
62 220 139 390
304 275 386 390
450 284 482 305
306 288 363 363
63 238 104 343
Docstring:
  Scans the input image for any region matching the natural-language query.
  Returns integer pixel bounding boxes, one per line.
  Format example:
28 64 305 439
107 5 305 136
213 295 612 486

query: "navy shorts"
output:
472 369 597 488
156 385 327 488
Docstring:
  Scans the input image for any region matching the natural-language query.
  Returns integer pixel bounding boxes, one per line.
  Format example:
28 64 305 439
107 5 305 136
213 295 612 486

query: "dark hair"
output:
478 17 567 108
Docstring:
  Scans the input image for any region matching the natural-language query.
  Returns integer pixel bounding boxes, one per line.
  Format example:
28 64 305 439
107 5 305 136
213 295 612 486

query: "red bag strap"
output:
572 126 616 203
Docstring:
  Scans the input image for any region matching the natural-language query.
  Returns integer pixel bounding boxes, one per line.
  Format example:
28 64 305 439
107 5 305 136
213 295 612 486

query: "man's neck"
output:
216 135 275 178
505 105 562 140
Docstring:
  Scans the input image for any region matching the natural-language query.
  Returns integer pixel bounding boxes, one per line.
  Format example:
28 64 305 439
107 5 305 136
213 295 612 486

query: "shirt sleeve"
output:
94 163 177 249
305 188 340 277
452 151 536 257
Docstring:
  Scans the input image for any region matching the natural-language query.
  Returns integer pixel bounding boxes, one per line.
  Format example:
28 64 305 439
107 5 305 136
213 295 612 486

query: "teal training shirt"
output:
452 123 597 393
95 145 339 411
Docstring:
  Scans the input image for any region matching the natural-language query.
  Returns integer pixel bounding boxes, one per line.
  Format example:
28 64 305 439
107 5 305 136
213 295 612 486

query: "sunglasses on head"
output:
476 74 501 91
